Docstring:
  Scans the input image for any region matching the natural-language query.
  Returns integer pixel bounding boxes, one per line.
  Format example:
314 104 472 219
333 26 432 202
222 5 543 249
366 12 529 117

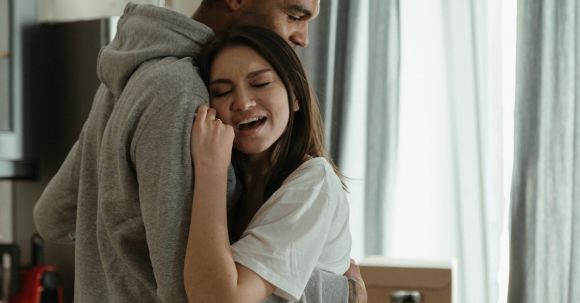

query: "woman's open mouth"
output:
238 116 267 131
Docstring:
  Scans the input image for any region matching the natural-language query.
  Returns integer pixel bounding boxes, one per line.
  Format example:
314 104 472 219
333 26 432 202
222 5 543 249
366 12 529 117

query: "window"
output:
341 0 516 301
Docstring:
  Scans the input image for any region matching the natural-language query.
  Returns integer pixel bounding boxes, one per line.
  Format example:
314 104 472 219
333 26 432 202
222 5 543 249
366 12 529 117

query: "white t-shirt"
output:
231 157 352 301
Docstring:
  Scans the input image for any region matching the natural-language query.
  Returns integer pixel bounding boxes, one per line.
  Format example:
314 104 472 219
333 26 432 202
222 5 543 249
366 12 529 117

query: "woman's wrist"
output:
194 162 229 178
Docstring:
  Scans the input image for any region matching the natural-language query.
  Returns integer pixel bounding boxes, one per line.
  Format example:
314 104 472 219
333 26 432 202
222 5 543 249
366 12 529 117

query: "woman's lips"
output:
236 117 266 137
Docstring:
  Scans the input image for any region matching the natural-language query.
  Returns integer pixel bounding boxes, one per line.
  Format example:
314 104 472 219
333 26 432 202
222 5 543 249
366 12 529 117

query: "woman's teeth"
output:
239 117 266 130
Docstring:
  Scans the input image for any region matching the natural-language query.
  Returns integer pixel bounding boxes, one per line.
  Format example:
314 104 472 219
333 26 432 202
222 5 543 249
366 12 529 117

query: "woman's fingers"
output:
206 108 217 121
196 105 222 124
191 105 234 171
194 106 228 133
195 105 208 122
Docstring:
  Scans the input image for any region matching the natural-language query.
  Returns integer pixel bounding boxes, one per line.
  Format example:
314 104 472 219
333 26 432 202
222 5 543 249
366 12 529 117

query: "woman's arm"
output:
184 106 274 303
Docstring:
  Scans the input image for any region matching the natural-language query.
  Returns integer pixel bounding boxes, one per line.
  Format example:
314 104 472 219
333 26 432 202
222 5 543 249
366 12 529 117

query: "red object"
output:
10 265 64 303
0 234 64 303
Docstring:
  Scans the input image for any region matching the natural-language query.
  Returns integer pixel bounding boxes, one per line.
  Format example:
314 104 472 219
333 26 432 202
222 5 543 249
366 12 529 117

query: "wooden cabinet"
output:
360 257 453 303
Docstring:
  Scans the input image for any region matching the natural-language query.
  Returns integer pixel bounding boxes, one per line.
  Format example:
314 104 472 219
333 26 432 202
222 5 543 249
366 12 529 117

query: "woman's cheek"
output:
212 102 229 121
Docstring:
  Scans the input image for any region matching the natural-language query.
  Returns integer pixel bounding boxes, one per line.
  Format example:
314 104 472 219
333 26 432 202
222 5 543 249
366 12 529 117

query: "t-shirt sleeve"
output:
231 160 347 301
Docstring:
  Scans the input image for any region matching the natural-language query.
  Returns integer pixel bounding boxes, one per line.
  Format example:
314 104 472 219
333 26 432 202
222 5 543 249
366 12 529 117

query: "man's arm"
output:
34 140 80 243
133 92 202 302
303 261 368 303
301 269 349 303
345 260 368 303
34 84 111 243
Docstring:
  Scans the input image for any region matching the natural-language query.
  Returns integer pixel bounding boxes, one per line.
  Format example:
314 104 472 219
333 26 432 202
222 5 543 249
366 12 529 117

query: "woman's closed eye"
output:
209 83 232 97
252 82 271 88
211 91 230 98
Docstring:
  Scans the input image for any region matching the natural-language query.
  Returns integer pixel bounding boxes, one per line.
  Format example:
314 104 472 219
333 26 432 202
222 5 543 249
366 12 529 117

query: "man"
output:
34 0 366 302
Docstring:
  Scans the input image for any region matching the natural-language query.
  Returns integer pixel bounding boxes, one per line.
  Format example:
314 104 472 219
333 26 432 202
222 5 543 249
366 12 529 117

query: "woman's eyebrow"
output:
209 78 232 86
247 69 272 79
210 69 272 85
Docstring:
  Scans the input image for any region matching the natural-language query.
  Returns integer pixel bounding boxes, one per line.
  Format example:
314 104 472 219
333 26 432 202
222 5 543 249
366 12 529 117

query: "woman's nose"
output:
231 89 255 111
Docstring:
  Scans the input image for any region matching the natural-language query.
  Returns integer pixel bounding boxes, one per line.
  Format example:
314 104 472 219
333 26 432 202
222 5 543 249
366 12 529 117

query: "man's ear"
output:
292 99 300 112
224 0 247 11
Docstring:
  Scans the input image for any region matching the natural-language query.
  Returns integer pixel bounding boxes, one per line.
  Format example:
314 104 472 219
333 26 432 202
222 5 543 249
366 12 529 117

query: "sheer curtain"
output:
296 0 516 301
298 0 401 261
298 0 364 260
508 1 580 302
379 0 515 302
363 0 401 256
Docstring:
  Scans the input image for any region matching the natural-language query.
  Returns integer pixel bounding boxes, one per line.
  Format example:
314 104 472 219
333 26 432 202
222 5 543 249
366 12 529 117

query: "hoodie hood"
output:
97 3 214 98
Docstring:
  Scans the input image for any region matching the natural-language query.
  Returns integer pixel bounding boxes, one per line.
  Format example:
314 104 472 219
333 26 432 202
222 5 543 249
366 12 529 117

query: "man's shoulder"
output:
120 57 209 111
130 56 207 98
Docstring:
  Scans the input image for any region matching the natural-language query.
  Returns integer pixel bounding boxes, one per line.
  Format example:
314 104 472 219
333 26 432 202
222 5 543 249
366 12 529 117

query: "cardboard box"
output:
359 257 453 303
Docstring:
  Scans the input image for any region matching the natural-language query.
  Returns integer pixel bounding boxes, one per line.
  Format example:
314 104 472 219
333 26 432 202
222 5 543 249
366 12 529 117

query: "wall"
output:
2 1 203 301
37 0 203 22
5 20 101 303
0 182 13 243
38 0 162 22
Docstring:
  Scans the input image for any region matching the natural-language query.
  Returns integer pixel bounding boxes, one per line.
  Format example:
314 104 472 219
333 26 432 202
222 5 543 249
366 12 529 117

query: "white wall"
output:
0 182 13 243
37 0 203 22
38 0 161 22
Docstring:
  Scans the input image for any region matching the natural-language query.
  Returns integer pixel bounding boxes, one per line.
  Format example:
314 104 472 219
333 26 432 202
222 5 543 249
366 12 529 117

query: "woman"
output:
185 26 351 303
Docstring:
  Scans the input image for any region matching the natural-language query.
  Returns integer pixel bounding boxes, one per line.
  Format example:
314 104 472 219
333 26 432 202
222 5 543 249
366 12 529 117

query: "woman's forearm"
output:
186 106 272 303
184 169 238 302
184 168 274 303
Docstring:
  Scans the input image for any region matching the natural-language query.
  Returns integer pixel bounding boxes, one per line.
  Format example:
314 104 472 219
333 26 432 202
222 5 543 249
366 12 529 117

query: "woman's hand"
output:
191 105 234 174
187 106 272 303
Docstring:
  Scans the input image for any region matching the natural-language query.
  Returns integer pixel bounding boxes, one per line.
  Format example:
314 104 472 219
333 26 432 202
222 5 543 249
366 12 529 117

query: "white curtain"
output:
508 1 580 302
298 0 401 261
379 0 516 302
297 0 389 261
362 0 401 256
306 1 517 301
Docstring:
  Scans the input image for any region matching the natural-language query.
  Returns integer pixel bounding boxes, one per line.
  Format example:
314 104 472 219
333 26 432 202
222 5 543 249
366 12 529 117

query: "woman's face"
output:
209 45 299 160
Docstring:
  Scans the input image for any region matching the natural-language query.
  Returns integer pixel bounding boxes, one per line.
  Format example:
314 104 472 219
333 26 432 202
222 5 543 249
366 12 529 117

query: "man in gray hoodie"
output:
34 1 366 302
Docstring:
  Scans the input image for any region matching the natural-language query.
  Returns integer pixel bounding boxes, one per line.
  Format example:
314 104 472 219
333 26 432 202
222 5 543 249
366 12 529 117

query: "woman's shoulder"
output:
294 156 336 173
265 157 347 217
282 157 342 192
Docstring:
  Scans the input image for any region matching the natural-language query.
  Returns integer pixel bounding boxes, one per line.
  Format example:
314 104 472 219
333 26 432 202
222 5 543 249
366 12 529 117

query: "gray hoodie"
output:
34 3 347 303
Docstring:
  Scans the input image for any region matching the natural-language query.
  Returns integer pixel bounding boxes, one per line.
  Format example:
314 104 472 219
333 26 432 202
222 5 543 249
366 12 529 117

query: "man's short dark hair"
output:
201 0 220 7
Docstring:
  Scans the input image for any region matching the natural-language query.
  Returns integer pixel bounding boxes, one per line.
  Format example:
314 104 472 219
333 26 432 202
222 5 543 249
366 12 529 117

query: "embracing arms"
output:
346 260 368 303
184 105 366 303
184 106 274 303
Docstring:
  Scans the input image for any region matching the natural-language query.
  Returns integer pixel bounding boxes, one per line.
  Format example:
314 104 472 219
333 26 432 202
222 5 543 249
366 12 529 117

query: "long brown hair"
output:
199 26 345 202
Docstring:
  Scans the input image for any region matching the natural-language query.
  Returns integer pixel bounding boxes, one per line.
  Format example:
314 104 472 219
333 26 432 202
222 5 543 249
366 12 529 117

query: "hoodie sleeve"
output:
33 140 81 243
261 270 348 303
33 84 111 244
299 269 349 303
132 91 200 302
